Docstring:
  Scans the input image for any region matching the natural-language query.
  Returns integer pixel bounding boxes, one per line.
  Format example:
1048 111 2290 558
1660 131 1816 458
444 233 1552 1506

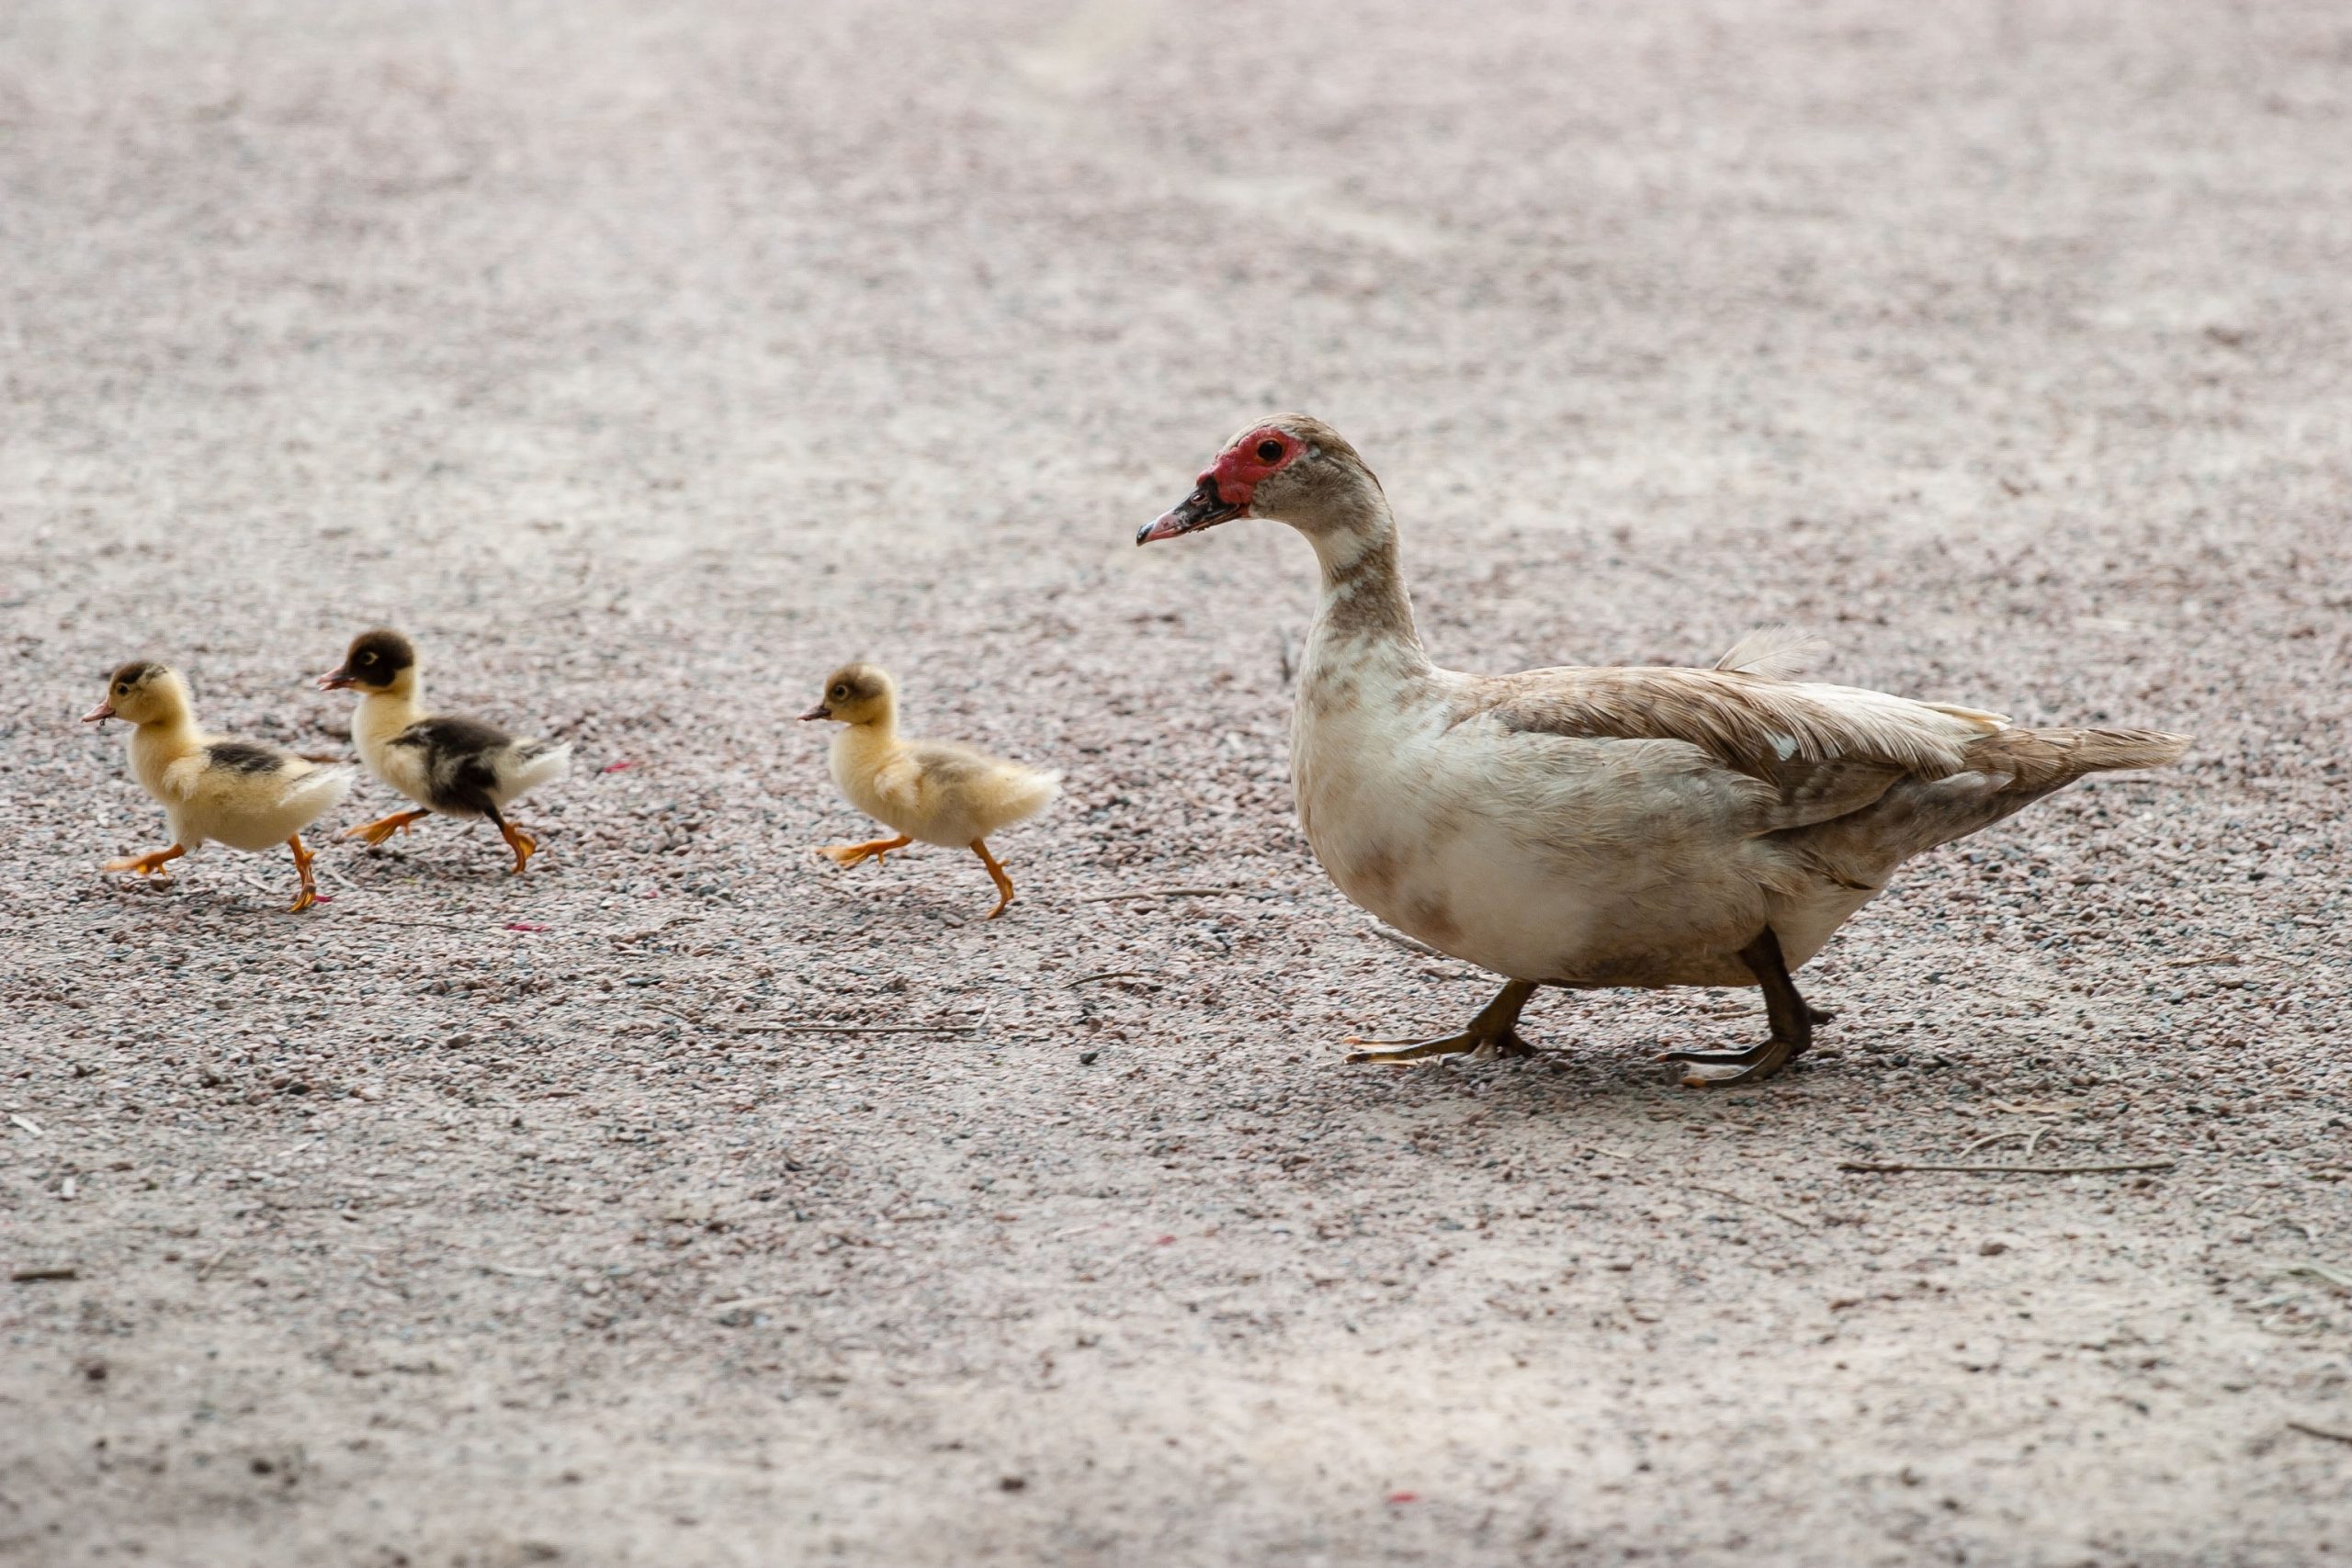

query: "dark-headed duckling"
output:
318 629 571 874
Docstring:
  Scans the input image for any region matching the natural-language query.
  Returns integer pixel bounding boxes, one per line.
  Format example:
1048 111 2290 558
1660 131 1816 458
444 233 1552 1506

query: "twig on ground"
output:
1684 1183 1815 1229
2265 1261 2352 1293
1073 887 1259 904
734 1021 978 1035
481 1262 557 1280
195 1246 239 1280
1957 1129 2031 1159
10 1265 77 1282
1839 1159 2176 1177
2287 1419 2352 1446
1067 971 1159 987
2025 1125 2051 1159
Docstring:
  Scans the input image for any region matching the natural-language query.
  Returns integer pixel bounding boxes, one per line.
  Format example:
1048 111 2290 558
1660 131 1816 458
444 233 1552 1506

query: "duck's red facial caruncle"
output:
1137 428 1300 545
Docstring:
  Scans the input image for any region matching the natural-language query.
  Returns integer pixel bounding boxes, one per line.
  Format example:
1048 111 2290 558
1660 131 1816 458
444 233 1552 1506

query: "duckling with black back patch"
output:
319 629 571 874
84 660 352 912
802 663 1058 919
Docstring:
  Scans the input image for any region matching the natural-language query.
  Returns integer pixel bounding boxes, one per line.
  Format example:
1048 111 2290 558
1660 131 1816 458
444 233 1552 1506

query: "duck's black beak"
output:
798 704 831 721
317 668 357 691
1137 477 1245 545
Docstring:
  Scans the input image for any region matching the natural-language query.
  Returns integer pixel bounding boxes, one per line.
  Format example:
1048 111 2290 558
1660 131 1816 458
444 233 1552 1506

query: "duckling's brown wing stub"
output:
205 740 291 775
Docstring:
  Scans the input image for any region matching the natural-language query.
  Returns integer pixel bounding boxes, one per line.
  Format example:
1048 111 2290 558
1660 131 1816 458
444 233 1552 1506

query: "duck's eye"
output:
361 652 378 664
113 682 127 695
1256 439 1283 464
831 685 850 701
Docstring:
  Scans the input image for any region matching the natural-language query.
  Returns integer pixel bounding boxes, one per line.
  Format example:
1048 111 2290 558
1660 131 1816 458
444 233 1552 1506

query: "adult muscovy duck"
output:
1139 414 2189 1086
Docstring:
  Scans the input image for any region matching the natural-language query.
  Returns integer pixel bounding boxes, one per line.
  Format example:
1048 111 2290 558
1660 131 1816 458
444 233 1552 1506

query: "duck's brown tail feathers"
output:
1779 725 2189 886
1964 726 2192 792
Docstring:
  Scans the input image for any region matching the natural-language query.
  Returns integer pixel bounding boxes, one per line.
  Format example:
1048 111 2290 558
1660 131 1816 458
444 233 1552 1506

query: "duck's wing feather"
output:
1461 666 2007 783
1713 626 1830 681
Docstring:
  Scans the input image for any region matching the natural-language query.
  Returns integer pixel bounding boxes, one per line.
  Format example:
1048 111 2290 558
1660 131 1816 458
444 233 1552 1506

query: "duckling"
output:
802 663 1059 919
83 661 352 912
317 629 572 874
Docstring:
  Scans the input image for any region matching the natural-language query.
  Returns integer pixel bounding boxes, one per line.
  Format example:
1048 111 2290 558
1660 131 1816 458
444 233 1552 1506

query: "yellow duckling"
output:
83 661 353 913
802 663 1059 919
317 629 573 874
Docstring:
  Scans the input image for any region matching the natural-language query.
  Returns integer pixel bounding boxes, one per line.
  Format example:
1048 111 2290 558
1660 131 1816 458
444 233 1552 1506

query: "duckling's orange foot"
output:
286 834 322 913
820 835 913 870
345 809 431 848
496 821 539 875
971 840 1015 921
104 846 187 879
1664 1036 1797 1089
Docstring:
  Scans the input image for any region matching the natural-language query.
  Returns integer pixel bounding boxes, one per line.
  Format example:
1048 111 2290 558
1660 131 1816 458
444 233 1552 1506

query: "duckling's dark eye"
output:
361 652 378 664
113 682 127 694
831 684 850 701
1256 439 1283 463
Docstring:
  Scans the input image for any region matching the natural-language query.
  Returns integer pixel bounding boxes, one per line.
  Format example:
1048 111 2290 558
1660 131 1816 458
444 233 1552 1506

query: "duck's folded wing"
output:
1461 666 2011 832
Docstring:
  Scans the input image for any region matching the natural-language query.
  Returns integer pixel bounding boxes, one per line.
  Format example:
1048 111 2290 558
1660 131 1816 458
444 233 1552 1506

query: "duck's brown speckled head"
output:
801 662 895 727
319 628 418 694
83 660 187 726
1139 414 1385 547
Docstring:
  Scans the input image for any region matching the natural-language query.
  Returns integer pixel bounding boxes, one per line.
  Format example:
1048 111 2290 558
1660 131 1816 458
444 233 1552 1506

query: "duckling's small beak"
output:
1137 476 1247 545
80 701 115 724
798 704 831 722
317 669 357 691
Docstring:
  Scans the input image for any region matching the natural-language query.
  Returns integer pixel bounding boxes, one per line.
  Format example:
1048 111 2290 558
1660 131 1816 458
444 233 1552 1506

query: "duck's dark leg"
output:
1347 979 1543 1066
1664 929 1813 1088
484 805 538 874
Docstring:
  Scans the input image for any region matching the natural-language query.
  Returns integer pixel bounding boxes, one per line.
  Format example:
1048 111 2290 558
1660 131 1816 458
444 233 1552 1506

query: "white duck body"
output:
1150 416 2189 999
1294 600 1986 987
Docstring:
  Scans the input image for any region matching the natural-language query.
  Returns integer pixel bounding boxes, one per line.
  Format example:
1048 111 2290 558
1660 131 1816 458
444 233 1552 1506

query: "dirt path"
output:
4 1 2349 1562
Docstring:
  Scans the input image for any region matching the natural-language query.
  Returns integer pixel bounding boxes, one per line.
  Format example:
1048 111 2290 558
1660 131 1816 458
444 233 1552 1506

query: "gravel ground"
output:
5 1 2350 1563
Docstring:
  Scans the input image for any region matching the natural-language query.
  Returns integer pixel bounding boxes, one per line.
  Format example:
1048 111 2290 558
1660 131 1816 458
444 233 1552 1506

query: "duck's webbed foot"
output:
104 844 187 879
818 834 912 870
971 839 1015 920
1668 930 1814 1089
345 808 431 848
1347 980 1542 1066
490 811 539 875
287 834 322 913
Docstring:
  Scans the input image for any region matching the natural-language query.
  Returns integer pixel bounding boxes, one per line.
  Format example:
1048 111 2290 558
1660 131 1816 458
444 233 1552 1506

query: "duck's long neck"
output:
1301 501 1431 682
